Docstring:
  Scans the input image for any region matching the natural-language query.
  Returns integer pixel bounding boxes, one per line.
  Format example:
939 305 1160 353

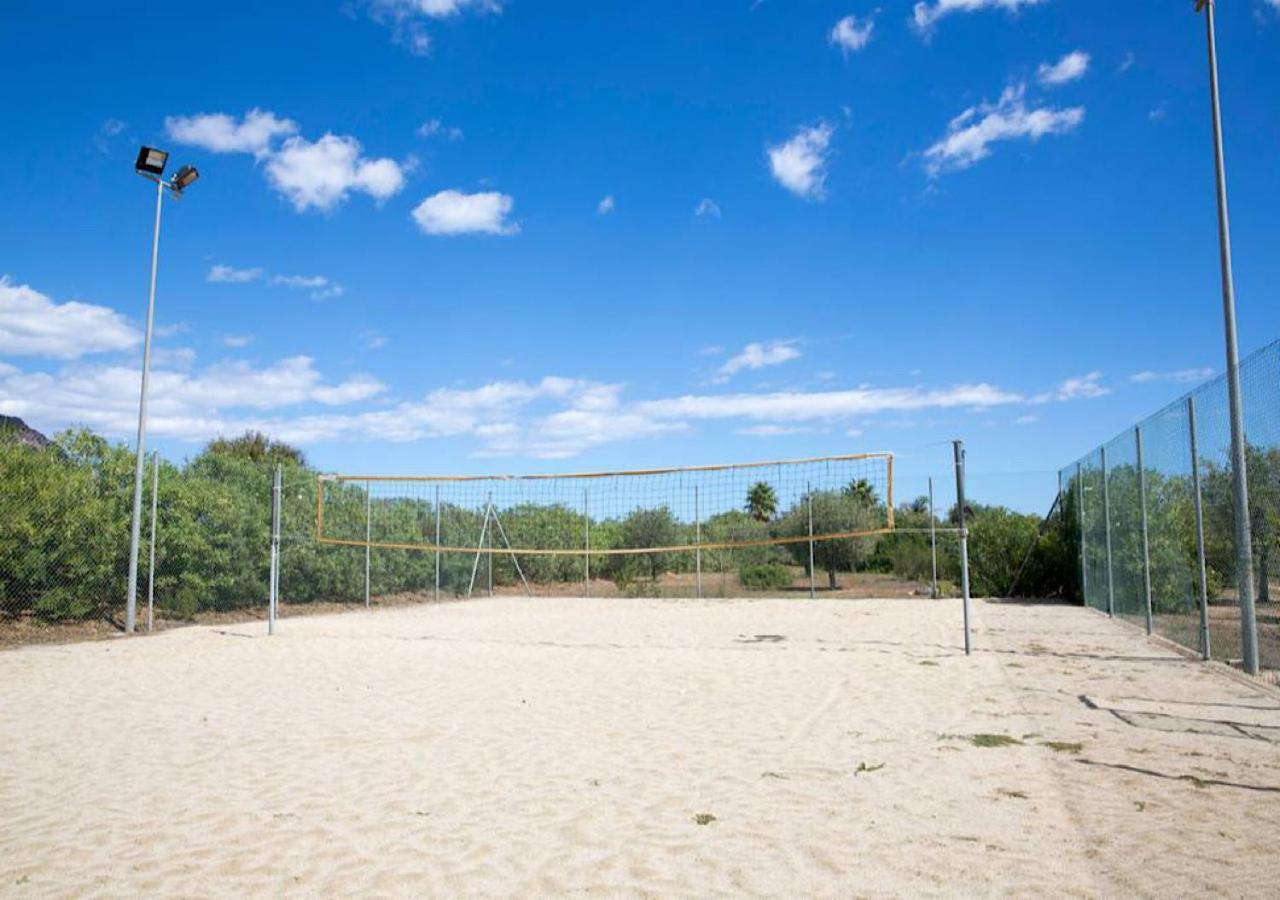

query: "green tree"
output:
608 507 681 583
205 431 307 466
778 490 877 590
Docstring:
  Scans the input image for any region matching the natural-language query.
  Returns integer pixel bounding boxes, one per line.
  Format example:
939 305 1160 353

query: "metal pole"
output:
146 452 159 633
1101 445 1116 617
953 440 972 656
1199 0 1258 674
694 486 702 600
364 480 372 609
807 482 816 599
487 494 494 598
269 464 281 635
928 476 938 600
1078 462 1088 607
125 179 165 634
1188 396 1212 660
466 505 490 599
584 488 591 598
489 508 533 598
1136 426 1155 635
434 485 441 602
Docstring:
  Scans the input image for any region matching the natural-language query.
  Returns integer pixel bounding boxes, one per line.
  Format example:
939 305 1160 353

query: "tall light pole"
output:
1196 0 1258 674
125 147 200 634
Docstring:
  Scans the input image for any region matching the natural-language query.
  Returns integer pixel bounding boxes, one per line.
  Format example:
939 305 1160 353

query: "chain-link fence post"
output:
806 483 815 599
694 486 702 600
364 479 372 609
1187 396 1212 660
146 452 159 633
1077 462 1087 606
1135 426 1154 635
1101 445 1116 617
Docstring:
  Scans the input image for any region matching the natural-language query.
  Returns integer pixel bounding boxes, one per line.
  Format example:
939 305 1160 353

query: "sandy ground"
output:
2 597 1278 898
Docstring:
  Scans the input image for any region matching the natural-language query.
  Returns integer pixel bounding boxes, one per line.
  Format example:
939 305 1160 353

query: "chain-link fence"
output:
1060 340 1280 677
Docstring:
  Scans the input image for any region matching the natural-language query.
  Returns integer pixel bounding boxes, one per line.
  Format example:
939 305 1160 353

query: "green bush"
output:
738 563 793 591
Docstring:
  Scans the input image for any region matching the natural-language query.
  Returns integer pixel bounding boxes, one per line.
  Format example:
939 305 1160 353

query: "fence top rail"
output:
319 451 894 484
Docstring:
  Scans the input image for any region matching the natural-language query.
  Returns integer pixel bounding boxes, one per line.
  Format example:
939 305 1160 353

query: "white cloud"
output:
767 123 834 200
411 190 519 236
638 382 1023 423
597 195 616 215
0 355 386 443
1037 50 1090 87
416 118 464 140
360 330 389 350
165 108 298 159
265 134 406 212
738 424 813 437
1032 372 1109 403
0 276 139 360
695 198 722 219
830 14 875 54
1129 368 1213 385
912 0 1045 33
365 0 501 55
714 340 802 383
221 335 254 348
207 264 263 284
923 83 1084 177
270 274 345 300
94 118 127 153
1118 51 1136 73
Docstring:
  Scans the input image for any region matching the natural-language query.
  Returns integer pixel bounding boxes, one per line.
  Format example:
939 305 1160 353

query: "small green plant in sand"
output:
855 762 885 775
1041 741 1084 754
969 733 1022 748
693 813 717 825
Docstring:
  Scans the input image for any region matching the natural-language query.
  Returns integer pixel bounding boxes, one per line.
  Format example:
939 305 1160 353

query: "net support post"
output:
268 464 281 635
694 486 702 600
806 482 816 599
147 452 159 633
953 440 972 656
1101 444 1116 617
583 488 590 599
364 479 372 609
1135 426 1154 635
1187 396 1212 660
928 476 938 600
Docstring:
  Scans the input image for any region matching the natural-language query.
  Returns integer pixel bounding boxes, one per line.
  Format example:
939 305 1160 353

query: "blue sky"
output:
2 0 1278 513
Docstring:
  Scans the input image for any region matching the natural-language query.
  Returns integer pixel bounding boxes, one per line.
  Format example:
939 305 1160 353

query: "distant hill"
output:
0 415 52 450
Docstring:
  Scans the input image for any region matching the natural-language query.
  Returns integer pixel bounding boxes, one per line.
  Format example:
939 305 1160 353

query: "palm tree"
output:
746 481 778 522
846 478 877 509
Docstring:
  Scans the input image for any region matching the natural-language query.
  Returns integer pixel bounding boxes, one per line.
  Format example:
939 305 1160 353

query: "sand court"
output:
2 596 1278 897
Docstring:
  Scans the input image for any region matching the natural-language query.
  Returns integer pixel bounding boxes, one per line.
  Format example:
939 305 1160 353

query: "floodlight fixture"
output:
135 146 169 177
172 165 200 193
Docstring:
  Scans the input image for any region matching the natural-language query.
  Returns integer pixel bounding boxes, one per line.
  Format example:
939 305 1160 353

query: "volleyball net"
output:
316 453 894 568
